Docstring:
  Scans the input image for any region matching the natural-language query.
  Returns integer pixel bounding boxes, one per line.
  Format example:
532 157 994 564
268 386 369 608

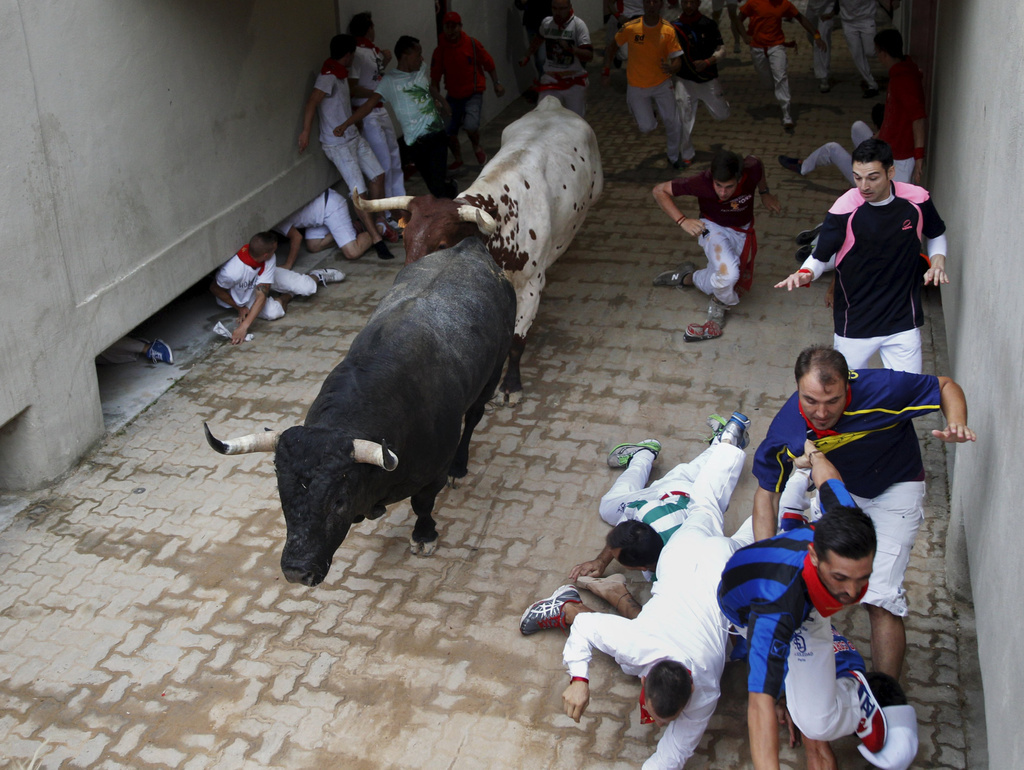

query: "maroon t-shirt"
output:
670 156 764 228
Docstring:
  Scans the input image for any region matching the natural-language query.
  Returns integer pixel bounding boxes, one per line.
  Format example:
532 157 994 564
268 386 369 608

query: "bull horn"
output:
204 423 281 455
457 205 498 235
353 190 415 213
352 438 399 471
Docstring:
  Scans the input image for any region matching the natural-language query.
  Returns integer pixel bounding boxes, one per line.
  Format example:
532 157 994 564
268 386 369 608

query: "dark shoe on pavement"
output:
653 262 696 287
519 585 581 635
796 223 823 246
778 155 803 175
373 241 395 260
794 243 814 263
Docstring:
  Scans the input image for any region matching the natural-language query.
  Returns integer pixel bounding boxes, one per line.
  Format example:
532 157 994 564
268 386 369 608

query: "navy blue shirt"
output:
753 368 942 500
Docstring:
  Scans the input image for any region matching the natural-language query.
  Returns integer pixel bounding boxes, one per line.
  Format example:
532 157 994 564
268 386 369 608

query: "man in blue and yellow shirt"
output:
751 346 975 681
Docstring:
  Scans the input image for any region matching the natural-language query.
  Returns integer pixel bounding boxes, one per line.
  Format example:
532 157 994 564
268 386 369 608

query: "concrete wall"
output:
0 0 606 490
0 0 340 489
929 1 1024 767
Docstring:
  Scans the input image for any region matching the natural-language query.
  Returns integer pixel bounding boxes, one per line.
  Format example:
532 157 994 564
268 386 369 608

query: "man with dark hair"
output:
720 444 896 768
776 138 949 373
750 346 975 681
346 12 406 223
430 12 505 169
652 150 781 341
737 0 826 129
297 34 395 259
670 0 731 167
873 28 927 184
603 0 685 168
518 0 593 117
519 415 757 768
352 36 457 199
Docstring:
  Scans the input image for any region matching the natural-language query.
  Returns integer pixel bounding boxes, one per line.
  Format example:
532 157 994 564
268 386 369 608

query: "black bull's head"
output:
203 423 398 586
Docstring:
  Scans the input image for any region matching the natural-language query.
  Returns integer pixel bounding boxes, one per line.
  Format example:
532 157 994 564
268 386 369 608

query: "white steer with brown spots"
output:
356 96 603 403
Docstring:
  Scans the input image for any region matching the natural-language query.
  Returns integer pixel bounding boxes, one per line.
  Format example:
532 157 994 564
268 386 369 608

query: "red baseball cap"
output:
443 11 462 25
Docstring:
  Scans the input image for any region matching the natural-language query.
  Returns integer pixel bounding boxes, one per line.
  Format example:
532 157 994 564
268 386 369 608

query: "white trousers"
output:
322 136 384 197
674 78 731 161
692 220 747 306
251 269 317 320
626 80 682 162
750 45 790 122
892 157 916 183
539 78 587 118
804 1 835 80
599 443 745 539
802 120 874 185
786 612 864 741
360 109 406 199
833 327 922 374
843 21 878 89
852 481 925 617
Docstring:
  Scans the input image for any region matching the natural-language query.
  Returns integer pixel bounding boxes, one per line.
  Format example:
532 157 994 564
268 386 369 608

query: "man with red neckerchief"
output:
750 346 975 685
518 0 594 117
720 445 916 769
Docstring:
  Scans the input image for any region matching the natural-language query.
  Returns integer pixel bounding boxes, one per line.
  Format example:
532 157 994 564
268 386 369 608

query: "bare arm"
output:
753 487 781 541
282 227 303 271
934 376 976 442
569 544 614 581
333 92 383 137
796 13 827 50
749 692 782 770
298 88 327 152
653 181 706 238
912 118 926 184
519 34 544 66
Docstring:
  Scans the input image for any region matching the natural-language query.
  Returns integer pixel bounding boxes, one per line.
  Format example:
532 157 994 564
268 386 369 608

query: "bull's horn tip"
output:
203 422 229 455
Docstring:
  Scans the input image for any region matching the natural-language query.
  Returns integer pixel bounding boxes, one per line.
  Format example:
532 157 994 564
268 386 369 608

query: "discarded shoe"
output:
794 243 814 263
519 585 581 635
685 299 727 342
796 223 823 246
607 439 662 468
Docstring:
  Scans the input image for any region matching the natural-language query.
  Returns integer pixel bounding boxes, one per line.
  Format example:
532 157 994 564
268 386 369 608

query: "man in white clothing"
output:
519 418 753 769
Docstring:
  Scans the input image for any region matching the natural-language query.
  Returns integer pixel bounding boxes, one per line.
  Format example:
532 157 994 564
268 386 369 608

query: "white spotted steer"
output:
204 240 516 587
356 96 603 404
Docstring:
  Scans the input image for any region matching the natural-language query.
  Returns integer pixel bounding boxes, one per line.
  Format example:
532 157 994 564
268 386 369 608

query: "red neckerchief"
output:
355 37 380 54
235 244 266 275
798 385 853 439
554 9 575 29
802 552 867 617
677 10 701 25
320 58 348 79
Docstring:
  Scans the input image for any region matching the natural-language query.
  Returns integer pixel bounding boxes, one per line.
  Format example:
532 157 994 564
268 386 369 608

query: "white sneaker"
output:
308 268 345 286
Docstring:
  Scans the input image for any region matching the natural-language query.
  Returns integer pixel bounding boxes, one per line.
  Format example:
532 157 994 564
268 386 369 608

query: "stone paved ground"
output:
0 11 982 770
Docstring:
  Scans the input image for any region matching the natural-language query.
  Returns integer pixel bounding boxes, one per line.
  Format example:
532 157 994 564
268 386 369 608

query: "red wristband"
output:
913 147 925 160
676 214 687 225
570 676 589 683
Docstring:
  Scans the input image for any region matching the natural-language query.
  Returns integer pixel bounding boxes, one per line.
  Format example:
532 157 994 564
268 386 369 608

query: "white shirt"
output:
350 44 386 106
313 71 358 146
215 251 276 308
563 508 741 769
538 15 591 78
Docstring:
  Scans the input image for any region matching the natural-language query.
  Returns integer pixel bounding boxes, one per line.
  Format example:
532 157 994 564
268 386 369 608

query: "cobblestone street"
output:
0 13 982 769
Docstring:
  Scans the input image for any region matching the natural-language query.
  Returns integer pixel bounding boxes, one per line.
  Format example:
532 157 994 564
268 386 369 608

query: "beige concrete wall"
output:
930 1 1024 767
0 0 339 488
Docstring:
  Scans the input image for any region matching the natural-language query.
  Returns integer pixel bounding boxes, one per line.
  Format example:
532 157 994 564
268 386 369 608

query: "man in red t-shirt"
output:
874 29 927 184
737 0 824 129
651 150 781 340
430 12 506 170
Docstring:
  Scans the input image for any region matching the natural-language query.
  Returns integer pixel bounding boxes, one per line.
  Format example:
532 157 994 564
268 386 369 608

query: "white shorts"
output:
834 327 922 374
322 136 384 196
851 481 925 617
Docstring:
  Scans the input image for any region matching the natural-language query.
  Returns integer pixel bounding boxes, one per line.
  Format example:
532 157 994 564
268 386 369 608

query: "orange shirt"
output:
740 0 799 48
615 17 682 88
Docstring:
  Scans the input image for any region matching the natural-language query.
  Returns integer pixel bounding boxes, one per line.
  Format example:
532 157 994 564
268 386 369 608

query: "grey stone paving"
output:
0 15 981 770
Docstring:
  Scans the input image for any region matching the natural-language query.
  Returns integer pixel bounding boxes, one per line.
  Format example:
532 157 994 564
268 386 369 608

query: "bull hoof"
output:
408 535 439 556
504 389 523 406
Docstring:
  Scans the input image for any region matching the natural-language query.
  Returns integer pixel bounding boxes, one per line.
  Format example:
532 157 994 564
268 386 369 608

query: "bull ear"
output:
456 205 498 235
205 423 281 455
352 439 399 471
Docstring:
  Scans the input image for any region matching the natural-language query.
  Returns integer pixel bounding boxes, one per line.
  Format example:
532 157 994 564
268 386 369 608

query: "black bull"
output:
205 239 516 586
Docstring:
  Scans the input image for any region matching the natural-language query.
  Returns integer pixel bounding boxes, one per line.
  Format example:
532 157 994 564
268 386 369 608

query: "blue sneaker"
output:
146 339 173 364
719 411 750 449
607 439 661 468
